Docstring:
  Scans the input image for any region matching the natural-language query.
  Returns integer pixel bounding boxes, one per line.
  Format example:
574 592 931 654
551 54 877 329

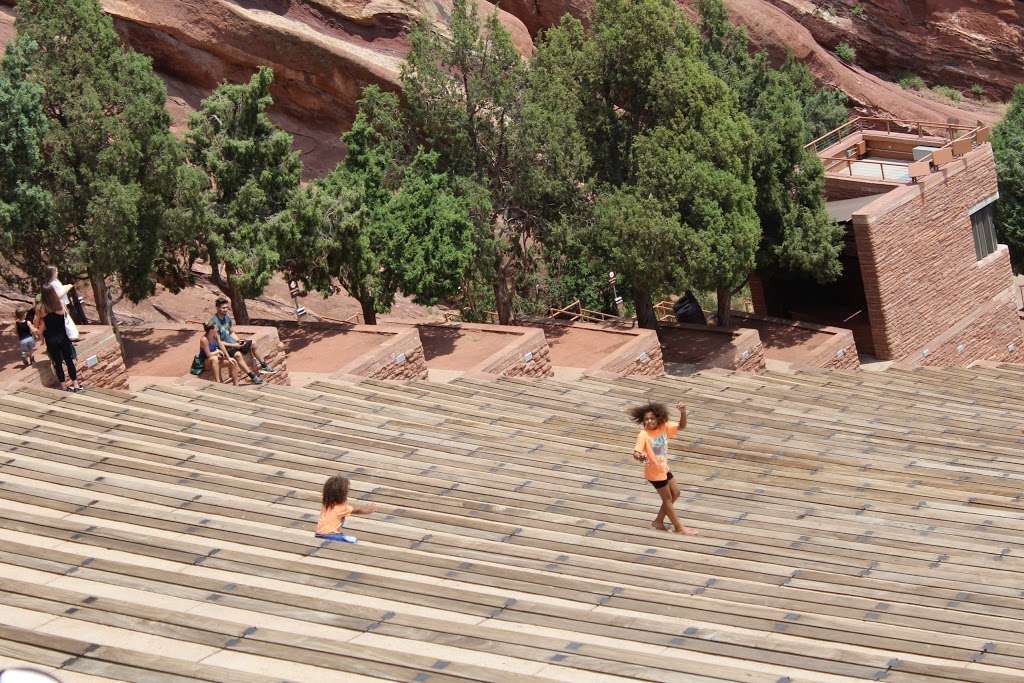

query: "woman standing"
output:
40 271 81 392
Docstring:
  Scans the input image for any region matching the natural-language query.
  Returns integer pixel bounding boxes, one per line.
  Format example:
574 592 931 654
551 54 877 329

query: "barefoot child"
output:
630 401 697 535
315 475 377 543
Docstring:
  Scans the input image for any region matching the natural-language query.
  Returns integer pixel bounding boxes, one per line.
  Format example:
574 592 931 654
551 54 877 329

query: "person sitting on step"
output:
199 323 241 385
315 475 377 544
209 297 275 379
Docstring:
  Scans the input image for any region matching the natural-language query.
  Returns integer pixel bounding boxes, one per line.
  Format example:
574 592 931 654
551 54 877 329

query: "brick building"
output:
749 117 1021 366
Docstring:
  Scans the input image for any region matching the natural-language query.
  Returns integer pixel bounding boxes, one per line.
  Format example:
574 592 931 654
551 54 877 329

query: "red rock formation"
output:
705 0 1002 125
0 0 1008 178
762 0 1023 101
0 0 532 177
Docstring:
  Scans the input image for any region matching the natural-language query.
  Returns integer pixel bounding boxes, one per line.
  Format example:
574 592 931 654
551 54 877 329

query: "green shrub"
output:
835 42 855 63
971 83 984 98
851 3 865 18
898 73 926 90
933 85 962 102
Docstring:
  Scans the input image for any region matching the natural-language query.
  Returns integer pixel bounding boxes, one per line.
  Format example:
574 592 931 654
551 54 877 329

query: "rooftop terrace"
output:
808 117 991 186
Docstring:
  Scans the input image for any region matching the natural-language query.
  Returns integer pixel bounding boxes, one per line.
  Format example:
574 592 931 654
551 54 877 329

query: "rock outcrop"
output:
498 0 1007 125
0 0 532 177
761 0 1023 102
0 0 1011 177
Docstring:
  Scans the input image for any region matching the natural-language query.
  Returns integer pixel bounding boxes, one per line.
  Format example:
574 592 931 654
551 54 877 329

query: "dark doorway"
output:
758 225 876 355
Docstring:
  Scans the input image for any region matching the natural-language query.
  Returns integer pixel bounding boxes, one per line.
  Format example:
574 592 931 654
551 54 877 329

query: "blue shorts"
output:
315 532 357 544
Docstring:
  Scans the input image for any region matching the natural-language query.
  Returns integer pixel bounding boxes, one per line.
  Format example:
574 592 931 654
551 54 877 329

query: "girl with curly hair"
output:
629 401 697 535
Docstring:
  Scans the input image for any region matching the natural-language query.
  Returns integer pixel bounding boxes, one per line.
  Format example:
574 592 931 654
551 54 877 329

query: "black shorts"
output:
650 472 674 490
227 340 253 357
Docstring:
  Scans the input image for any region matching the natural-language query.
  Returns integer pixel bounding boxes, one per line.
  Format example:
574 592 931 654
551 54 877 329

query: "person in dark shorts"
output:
208 297 274 383
41 278 81 392
630 401 696 535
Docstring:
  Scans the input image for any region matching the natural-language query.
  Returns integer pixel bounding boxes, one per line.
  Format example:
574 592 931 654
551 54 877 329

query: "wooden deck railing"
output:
548 299 634 327
810 116 989 183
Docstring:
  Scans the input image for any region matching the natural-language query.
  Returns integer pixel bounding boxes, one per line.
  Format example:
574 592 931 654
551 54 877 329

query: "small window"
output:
971 203 998 260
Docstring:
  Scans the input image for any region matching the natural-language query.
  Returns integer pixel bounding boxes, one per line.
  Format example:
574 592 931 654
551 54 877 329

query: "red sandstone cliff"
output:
0 0 532 177
760 0 1023 101
0 0 1011 178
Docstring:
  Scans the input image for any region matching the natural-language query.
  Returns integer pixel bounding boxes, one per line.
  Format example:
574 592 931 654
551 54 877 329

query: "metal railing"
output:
809 116 988 182
819 156 904 181
806 116 982 154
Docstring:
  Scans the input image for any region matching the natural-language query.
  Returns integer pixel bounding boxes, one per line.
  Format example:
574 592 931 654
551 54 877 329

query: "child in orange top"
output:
315 475 377 544
630 401 697 535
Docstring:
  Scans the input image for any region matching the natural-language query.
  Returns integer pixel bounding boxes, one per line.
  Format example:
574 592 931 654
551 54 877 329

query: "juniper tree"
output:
400 0 588 323
184 67 302 324
4 0 182 326
992 85 1024 265
0 38 52 290
698 0 844 315
534 0 760 328
280 87 476 324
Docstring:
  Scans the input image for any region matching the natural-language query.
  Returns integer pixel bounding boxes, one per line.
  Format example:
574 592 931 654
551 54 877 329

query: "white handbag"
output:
64 313 80 341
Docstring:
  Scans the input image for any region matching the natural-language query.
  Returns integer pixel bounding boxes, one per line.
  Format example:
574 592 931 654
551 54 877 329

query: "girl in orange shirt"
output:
630 401 697 535
315 475 377 543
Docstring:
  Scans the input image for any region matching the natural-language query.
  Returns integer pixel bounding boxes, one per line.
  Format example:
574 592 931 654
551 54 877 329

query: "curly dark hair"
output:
321 475 350 508
628 401 669 426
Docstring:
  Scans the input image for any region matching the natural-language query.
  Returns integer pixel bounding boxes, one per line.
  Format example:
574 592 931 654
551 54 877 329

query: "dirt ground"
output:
739 320 831 362
416 327 516 370
277 327 390 373
122 328 202 377
0 332 32 380
539 327 630 368
656 327 734 364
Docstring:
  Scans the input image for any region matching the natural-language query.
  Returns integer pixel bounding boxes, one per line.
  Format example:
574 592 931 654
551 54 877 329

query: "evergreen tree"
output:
5 0 182 326
992 85 1024 264
781 57 849 142
184 67 302 324
0 38 52 291
401 0 587 324
534 0 760 328
698 0 843 310
280 87 475 324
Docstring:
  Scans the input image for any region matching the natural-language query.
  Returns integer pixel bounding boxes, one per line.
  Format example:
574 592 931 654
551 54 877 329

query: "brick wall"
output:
734 341 766 373
519 319 665 378
825 176 901 201
822 338 861 370
895 292 1024 368
341 329 428 381
11 325 129 390
499 341 553 378
729 312 861 370
367 345 428 380
596 337 664 377
250 319 426 381
853 144 1014 360
235 325 289 386
660 323 766 373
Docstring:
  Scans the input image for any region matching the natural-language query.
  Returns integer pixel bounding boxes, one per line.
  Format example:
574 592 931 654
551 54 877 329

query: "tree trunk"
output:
493 268 513 325
223 262 250 325
208 246 226 290
632 286 658 330
716 286 733 328
89 270 114 327
359 297 377 325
